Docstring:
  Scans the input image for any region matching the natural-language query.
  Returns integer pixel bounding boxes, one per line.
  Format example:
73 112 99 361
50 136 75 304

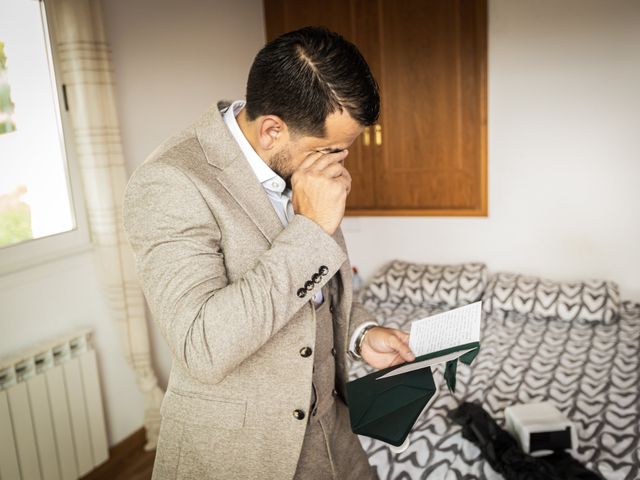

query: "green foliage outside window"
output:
0 205 32 247
0 186 33 247
0 40 17 135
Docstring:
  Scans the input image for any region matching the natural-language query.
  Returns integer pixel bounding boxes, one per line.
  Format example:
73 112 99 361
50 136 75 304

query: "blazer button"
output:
311 273 321 284
300 346 312 358
293 409 305 420
297 288 307 298
305 280 314 291
319 265 329 276
331 347 336 357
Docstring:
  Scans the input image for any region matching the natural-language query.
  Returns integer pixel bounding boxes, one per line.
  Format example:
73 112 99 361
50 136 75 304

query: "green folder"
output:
346 342 480 447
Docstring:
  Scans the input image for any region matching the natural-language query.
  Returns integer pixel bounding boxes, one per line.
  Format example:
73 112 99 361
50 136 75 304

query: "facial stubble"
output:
269 147 295 190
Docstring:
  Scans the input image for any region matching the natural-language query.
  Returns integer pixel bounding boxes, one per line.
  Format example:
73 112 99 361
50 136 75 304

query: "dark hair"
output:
245 26 380 137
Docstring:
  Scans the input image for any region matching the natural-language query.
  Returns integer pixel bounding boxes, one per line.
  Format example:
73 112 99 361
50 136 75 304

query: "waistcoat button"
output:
319 265 329 275
300 347 312 357
296 288 307 298
293 409 305 420
305 280 314 291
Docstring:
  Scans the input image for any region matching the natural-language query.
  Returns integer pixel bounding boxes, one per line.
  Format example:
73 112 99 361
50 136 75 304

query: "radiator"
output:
0 328 109 480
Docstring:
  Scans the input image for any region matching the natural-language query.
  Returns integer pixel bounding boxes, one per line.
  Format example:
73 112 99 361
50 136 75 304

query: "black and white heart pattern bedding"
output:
360 260 488 309
483 272 620 325
349 298 640 480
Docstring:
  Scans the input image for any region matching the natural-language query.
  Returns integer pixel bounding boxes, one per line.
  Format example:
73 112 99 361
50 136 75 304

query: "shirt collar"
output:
223 100 287 194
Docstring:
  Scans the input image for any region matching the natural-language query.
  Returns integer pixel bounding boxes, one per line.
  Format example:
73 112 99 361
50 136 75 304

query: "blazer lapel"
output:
332 228 353 332
195 103 285 244
193 102 350 258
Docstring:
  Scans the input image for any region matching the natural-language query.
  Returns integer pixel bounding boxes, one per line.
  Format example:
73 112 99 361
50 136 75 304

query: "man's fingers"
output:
313 152 348 172
322 162 347 179
314 163 351 193
394 330 410 344
342 167 352 183
298 150 326 170
388 354 405 368
334 175 351 195
336 167 353 194
305 150 349 173
388 334 416 362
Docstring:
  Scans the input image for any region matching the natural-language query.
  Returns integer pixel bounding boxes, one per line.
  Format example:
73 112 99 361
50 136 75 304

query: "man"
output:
123 27 415 479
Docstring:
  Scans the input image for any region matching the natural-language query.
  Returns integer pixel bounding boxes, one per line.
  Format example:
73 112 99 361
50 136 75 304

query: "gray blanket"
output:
349 298 640 480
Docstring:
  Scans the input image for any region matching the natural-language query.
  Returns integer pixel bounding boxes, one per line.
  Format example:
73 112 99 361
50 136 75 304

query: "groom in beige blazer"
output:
123 27 415 479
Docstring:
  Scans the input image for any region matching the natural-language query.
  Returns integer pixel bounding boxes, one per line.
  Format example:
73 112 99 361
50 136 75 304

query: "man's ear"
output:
257 115 289 150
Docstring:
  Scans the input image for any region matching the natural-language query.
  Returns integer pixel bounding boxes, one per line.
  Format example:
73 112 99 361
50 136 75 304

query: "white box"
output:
504 402 578 457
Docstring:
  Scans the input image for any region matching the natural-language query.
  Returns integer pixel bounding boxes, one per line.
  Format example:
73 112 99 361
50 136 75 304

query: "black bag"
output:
448 402 602 480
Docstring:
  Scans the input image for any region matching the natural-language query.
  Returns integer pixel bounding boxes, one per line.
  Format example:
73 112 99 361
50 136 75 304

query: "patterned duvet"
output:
349 298 640 480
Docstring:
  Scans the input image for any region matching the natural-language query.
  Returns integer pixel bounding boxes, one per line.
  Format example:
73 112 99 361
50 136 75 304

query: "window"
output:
0 0 89 273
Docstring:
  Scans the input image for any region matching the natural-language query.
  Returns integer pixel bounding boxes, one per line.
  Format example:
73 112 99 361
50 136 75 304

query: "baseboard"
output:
81 427 153 480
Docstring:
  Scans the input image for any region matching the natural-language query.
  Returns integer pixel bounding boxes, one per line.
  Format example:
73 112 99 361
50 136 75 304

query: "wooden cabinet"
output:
264 0 487 216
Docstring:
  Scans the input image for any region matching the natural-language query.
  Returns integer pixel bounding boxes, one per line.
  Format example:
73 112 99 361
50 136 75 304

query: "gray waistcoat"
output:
309 282 337 419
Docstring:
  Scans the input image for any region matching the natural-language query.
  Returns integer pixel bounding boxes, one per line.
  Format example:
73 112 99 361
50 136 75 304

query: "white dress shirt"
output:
223 100 376 357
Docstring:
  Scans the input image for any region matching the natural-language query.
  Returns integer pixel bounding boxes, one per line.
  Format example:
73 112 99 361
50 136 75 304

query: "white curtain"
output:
49 0 163 449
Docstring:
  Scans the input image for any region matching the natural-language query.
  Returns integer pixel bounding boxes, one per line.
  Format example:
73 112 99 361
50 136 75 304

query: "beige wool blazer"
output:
123 102 374 479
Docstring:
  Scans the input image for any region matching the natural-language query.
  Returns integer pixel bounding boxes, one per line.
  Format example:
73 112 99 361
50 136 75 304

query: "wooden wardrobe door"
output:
371 0 487 214
263 0 487 216
263 0 378 208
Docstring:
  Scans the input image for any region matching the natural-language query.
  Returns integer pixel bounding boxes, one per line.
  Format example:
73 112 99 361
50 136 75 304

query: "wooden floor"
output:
81 428 155 480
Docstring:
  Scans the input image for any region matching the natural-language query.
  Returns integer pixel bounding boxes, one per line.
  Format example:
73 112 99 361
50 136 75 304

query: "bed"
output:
349 261 640 480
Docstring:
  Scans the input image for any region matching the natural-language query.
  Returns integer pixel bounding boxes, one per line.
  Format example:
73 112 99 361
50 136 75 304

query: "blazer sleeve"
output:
330 227 378 344
123 160 347 385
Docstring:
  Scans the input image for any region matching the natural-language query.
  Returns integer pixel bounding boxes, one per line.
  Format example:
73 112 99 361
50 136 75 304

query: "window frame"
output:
0 0 91 276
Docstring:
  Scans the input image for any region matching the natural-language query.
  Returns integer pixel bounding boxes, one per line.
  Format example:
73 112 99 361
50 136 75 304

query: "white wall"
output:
0 251 145 446
90 0 639 440
101 0 266 387
345 0 640 302
103 0 266 176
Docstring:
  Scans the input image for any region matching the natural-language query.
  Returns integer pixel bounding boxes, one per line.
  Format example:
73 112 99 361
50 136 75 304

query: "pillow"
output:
482 272 620 324
359 260 488 308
